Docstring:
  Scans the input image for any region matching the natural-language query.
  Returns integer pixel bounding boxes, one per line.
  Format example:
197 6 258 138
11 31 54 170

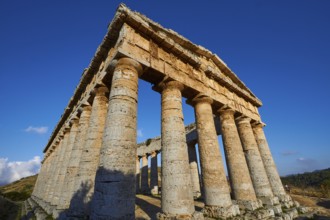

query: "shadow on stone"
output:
136 196 161 220
58 180 92 219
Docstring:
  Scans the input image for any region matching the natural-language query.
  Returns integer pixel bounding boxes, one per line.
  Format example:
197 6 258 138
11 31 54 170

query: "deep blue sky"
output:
0 0 329 178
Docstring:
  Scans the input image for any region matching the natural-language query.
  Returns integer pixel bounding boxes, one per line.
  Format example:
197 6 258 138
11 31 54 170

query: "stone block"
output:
202 204 240 218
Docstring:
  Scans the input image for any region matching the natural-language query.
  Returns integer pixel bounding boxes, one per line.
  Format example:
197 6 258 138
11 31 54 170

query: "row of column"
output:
136 152 159 195
33 57 288 219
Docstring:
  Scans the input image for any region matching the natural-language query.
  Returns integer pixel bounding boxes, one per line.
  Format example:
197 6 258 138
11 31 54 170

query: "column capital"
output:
94 86 109 97
154 77 184 92
217 105 235 116
235 116 252 125
192 93 213 105
252 121 266 129
116 57 143 76
78 104 92 114
151 151 158 157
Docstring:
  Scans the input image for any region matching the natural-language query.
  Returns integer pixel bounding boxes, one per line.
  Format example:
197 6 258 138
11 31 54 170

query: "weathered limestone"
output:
150 151 159 195
252 122 289 202
50 130 70 208
193 95 239 218
219 107 259 210
54 119 79 215
141 154 149 194
65 87 109 217
63 105 92 216
136 156 141 193
187 142 201 199
236 116 276 205
44 141 61 207
91 57 142 219
31 4 304 220
157 79 196 218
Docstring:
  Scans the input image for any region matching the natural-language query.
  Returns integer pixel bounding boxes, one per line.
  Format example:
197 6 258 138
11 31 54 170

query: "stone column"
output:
252 122 288 202
136 156 141 194
141 154 149 194
193 95 239 218
150 151 158 195
236 117 276 205
51 128 70 208
63 105 92 216
64 87 109 218
91 57 142 219
55 119 79 211
32 159 46 198
47 134 66 208
187 142 201 199
44 141 61 206
219 107 259 210
41 152 54 201
158 80 196 218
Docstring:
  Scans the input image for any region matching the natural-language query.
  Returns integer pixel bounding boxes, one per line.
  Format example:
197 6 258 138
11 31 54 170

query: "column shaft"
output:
56 119 79 210
187 143 201 199
252 123 286 198
64 105 92 215
219 108 257 202
150 152 158 195
91 58 142 219
51 130 70 207
136 157 141 193
141 154 149 193
160 80 195 216
66 87 108 217
44 143 61 204
236 117 274 203
194 97 232 207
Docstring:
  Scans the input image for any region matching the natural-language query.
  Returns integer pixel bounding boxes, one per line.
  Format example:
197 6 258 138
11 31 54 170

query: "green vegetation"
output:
0 175 38 219
0 174 37 201
281 168 330 198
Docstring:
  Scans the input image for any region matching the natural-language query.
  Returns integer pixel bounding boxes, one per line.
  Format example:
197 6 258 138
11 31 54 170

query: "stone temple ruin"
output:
29 4 305 220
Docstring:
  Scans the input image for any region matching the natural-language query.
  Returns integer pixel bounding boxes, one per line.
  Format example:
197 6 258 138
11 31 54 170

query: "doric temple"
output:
29 4 305 220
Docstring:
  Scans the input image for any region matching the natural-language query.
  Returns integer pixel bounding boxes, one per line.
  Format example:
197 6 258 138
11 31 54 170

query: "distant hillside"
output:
0 174 38 201
281 168 330 198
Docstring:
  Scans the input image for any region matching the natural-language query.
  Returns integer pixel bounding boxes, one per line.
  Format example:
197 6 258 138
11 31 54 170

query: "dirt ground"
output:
135 194 204 220
291 194 330 218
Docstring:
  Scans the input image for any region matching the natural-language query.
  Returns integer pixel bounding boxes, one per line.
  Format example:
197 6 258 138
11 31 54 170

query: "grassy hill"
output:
0 174 38 201
281 168 330 198
0 174 38 220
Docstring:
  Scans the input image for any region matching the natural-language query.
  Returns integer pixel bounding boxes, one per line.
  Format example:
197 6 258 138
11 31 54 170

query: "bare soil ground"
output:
291 193 330 218
135 194 204 220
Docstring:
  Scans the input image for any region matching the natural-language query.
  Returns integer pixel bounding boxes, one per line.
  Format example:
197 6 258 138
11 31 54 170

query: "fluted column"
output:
194 96 239 218
63 105 92 215
219 107 259 210
252 122 288 201
236 117 275 205
150 151 158 195
51 129 70 207
158 80 195 218
136 156 141 194
44 141 61 205
141 154 149 193
91 57 142 219
33 159 46 198
64 87 109 217
40 152 54 200
55 119 78 211
187 142 201 199
54 120 79 217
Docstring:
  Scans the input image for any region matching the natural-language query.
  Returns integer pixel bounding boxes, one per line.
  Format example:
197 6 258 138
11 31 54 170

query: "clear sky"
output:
0 0 329 184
